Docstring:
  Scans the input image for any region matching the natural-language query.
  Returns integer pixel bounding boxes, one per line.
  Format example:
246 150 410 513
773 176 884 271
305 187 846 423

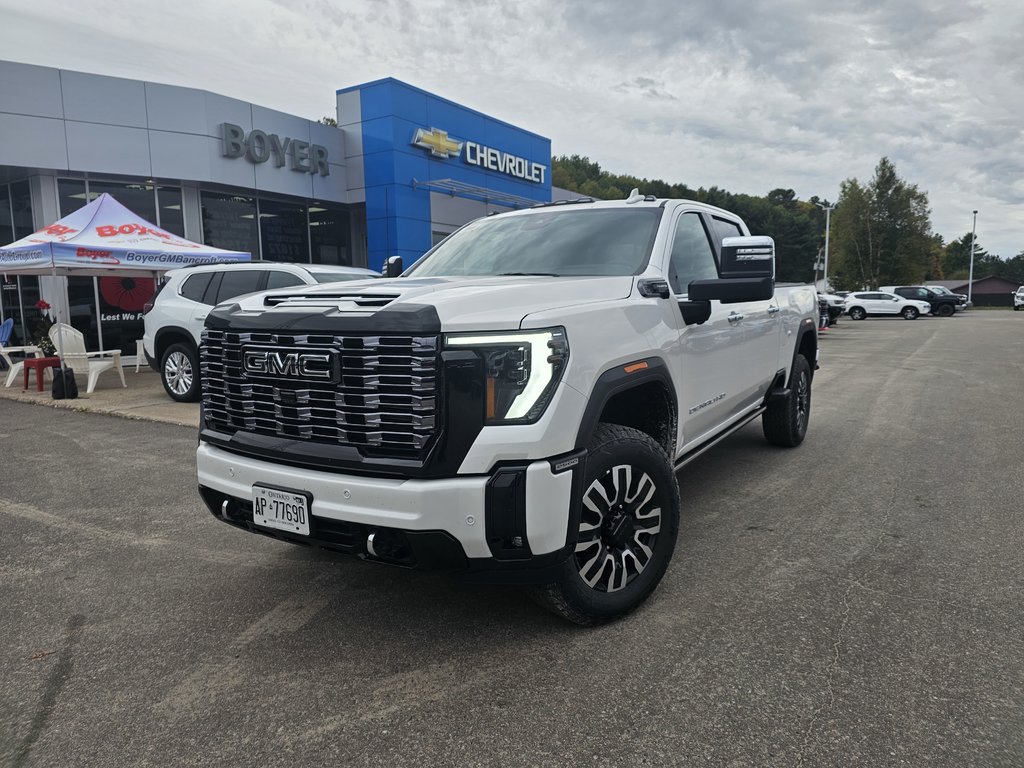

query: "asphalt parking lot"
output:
2 312 1023 767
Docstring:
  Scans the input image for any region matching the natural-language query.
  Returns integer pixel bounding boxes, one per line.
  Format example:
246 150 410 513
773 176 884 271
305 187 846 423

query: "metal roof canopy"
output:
411 178 539 209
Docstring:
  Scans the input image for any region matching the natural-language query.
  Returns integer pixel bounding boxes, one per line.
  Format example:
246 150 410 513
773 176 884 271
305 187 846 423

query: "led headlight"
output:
445 328 568 424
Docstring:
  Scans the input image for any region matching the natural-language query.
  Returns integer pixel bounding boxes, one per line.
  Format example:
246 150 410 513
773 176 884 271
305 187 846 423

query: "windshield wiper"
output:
496 272 562 277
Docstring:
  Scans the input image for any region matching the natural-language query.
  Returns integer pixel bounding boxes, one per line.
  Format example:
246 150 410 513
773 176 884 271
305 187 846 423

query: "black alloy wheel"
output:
533 423 680 625
574 463 663 593
763 355 812 447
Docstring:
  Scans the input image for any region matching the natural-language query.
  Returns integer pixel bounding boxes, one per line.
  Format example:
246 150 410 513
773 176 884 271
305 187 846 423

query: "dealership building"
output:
0 59 560 354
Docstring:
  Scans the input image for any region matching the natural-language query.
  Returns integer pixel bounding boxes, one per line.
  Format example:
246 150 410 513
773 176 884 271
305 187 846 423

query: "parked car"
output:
1013 286 1024 311
818 292 845 325
925 285 970 310
844 291 932 320
143 262 379 401
880 285 960 317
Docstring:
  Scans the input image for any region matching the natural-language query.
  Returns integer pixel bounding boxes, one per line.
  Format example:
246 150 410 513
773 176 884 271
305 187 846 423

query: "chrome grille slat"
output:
201 329 440 455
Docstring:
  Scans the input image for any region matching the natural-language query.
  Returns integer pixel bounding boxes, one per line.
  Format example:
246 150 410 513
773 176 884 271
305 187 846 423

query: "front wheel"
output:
849 306 866 320
161 342 200 402
762 355 812 447
901 306 919 320
936 304 955 317
532 423 680 626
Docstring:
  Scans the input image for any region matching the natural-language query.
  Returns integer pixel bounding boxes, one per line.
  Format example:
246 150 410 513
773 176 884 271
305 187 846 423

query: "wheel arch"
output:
792 318 818 381
154 326 197 363
574 357 677 457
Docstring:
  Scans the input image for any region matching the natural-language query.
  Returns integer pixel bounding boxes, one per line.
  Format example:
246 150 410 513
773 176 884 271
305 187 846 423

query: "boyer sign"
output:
221 123 330 176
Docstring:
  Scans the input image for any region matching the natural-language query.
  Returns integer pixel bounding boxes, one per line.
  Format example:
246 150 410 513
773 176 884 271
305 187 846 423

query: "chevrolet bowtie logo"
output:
412 127 463 159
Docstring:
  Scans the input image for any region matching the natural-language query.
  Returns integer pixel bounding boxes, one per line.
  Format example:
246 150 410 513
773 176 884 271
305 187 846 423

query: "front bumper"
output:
196 442 581 582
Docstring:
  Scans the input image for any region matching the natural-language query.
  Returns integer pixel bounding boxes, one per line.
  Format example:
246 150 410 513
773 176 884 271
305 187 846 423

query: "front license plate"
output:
252 485 310 536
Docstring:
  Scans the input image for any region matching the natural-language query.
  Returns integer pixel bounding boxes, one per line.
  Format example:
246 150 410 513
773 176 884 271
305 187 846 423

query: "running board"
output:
673 407 766 471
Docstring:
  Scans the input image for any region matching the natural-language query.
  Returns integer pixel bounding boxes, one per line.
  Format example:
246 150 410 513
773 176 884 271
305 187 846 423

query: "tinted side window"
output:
180 273 214 303
710 216 743 248
669 213 718 295
266 271 306 289
215 270 263 304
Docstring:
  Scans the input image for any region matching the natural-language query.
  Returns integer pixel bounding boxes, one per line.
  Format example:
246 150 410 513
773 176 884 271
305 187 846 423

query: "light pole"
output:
967 210 978 306
816 202 835 291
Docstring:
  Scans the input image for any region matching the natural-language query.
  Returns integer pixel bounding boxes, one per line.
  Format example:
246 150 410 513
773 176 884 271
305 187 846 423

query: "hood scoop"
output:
263 292 400 310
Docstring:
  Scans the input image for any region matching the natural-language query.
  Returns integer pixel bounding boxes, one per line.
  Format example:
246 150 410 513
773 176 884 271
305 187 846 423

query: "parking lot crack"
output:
795 493 897 767
11 614 85 768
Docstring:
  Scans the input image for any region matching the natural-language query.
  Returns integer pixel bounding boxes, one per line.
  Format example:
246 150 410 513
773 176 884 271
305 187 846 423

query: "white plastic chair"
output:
48 323 127 394
1 341 43 388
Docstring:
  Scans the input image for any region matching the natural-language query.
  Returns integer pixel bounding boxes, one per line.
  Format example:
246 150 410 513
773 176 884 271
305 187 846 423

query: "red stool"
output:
23 356 62 392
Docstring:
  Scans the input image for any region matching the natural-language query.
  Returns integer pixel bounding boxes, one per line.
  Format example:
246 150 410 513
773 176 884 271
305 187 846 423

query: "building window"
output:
66 276 101 352
157 186 185 236
0 184 13 247
309 203 351 265
201 191 258 256
58 179 89 216
259 198 310 262
10 180 33 239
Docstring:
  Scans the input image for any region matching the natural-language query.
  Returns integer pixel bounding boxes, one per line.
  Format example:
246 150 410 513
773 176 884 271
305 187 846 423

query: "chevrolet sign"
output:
411 127 547 184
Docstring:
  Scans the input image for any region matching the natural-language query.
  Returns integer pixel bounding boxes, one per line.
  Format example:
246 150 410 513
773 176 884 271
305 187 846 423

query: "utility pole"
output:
968 210 978 306
816 202 835 291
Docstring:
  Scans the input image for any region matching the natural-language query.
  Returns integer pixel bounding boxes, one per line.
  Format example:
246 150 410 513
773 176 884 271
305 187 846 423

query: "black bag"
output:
64 367 79 400
51 366 78 400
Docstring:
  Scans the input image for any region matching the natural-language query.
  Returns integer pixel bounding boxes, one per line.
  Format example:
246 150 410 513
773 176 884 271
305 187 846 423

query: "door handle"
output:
728 312 744 323
767 306 781 315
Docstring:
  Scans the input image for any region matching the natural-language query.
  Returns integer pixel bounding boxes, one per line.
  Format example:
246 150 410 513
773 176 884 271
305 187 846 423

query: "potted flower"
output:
33 299 57 356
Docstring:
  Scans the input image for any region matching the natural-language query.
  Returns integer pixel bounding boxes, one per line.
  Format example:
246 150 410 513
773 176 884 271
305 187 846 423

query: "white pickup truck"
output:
196 191 818 624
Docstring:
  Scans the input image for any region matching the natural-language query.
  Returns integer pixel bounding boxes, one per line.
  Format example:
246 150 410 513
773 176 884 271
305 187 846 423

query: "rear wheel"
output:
901 306 919 320
849 306 866 321
762 355 812 447
532 423 680 625
161 342 200 402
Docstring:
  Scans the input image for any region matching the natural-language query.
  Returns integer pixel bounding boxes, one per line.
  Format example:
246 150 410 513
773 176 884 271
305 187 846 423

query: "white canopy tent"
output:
0 193 250 360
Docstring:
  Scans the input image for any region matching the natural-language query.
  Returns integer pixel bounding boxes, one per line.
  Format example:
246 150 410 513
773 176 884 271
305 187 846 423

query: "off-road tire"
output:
161 342 201 402
532 423 680 626
936 304 955 317
849 306 866 320
762 355 812 448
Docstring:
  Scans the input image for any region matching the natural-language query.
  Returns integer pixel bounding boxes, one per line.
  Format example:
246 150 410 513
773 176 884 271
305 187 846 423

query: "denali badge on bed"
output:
241 347 337 381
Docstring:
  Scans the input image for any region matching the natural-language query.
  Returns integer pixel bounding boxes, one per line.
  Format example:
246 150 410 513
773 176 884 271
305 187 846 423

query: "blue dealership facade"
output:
337 78 553 269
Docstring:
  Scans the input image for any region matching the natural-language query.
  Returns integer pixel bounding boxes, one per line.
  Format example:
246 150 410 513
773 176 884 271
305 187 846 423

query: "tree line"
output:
551 155 1024 288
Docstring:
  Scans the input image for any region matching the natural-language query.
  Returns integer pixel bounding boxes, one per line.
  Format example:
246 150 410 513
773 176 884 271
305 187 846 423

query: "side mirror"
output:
676 236 776 324
719 236 775 280
382 255 404 278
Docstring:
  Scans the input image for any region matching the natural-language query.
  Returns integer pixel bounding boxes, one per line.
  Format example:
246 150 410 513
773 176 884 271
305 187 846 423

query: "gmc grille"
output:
201 330 439 456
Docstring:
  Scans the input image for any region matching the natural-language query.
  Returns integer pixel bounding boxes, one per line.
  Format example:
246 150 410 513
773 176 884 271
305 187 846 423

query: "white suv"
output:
1013 286 1024 311
843 291 932 320
143 262 378 401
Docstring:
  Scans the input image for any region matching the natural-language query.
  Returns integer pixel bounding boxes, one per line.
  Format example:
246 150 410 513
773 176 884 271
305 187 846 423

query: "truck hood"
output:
213 275 635 333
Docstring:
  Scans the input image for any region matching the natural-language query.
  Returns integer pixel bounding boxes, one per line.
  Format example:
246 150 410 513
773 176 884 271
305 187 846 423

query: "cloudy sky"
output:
2 0 1021 257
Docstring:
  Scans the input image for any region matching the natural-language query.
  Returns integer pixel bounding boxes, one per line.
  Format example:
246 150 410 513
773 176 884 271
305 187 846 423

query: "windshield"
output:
407 208 663 277
929 286 952 295
312 272 375 283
